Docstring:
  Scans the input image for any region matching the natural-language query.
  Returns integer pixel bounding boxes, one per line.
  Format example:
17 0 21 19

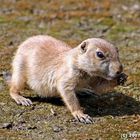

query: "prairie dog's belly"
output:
26 63 59 97
36 86 59 97
27 78 59 97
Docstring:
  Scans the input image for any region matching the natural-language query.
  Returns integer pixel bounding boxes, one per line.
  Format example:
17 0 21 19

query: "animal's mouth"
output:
105 76 115 80
106 73 122 81
102 73 117 80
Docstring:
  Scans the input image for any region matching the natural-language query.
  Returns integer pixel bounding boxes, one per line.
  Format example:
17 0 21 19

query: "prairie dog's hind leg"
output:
10 55 32 106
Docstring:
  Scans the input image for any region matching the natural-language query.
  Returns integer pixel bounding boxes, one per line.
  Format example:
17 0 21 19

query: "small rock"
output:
50 108 57 116
38 21 46 28
110 97 115 101
1 122 13 129
0 102 6 106
32 9 46 15
52 125 63 132
18 16 32 22
122 5 128 11
2 71 11 84
0 8 13 14
131 4 140 11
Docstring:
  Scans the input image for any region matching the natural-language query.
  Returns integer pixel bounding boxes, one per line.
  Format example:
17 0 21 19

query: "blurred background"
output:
0 0 140 139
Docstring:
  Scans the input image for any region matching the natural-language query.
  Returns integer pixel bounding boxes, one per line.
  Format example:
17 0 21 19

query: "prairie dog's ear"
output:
80 41 88 53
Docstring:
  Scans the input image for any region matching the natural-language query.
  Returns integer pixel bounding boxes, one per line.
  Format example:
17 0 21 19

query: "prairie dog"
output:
10 35 127 124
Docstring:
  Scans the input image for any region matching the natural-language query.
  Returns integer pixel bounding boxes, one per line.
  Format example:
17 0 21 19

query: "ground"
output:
0 0 140 140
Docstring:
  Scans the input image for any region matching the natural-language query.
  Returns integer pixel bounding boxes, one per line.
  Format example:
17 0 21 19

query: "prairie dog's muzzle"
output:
108 61 123 78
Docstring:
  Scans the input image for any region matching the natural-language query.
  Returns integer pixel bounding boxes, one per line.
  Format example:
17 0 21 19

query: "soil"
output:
0 0 140 140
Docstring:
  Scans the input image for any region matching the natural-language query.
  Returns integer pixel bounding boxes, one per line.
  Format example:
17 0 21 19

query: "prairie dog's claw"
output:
12 95 32 106
72 111 93 124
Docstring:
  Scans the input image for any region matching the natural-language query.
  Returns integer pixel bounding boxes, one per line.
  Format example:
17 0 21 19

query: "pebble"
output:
32 9 46 15
18 16 32 22
131 4 140 11
38 21 46 28
52 126 63 132
1 122 13 129
2 71 11 83
0 102 6 106
50 108 57 116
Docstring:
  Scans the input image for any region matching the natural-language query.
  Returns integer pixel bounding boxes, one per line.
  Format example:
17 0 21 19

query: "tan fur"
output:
10 35 123 123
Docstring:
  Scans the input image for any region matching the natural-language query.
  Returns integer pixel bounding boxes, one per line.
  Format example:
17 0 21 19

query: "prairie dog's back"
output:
18 35 71 56
15 35 72 72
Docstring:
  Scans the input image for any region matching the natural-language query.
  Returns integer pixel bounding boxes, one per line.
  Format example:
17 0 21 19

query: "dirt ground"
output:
0 0 140 140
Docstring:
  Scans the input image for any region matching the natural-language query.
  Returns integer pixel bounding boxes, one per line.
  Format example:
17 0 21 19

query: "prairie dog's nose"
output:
110 62 123 77
115 64 123 75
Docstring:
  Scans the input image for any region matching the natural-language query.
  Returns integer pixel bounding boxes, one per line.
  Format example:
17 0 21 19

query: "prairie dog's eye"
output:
96 51 105 59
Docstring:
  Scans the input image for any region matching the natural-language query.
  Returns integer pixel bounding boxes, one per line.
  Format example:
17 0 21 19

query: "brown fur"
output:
9 35 124 123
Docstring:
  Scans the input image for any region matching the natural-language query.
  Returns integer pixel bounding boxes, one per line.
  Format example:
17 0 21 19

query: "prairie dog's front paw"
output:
72 110 93 124
117 73 128 85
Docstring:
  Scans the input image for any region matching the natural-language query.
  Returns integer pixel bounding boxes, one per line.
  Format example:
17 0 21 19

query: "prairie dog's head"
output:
77 38 123 80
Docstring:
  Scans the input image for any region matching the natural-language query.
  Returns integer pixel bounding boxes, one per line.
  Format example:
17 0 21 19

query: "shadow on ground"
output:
27 91 140 117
